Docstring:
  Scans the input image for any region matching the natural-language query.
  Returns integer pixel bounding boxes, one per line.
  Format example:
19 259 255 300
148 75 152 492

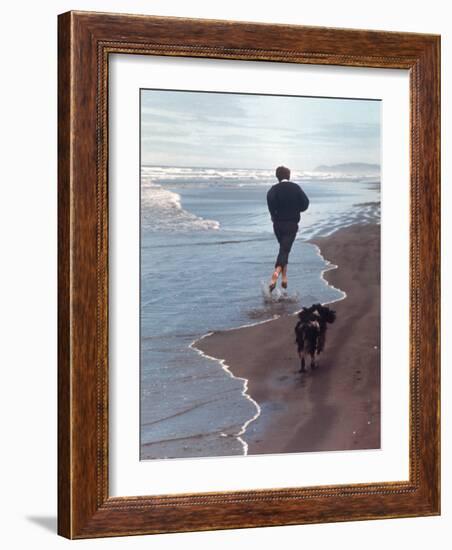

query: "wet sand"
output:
194 223 381 455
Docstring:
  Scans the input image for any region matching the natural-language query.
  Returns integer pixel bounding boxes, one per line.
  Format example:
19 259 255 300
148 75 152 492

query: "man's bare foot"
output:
281 278 288 289
269 270 280 292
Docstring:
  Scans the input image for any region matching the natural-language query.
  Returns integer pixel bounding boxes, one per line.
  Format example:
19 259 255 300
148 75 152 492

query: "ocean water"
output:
140 166 380 459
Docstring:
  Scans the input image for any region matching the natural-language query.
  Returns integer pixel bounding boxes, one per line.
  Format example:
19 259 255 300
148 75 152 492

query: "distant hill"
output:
314 163 380 174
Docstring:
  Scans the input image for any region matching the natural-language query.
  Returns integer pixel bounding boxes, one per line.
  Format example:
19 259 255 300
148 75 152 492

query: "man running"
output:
266 166 310 292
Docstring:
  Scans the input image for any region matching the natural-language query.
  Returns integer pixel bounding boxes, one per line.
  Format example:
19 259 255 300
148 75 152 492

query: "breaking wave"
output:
142 165 380 189
141 179 220 232
140 165 380 234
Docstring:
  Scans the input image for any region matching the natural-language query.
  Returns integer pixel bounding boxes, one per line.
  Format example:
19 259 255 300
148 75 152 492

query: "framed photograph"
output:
58 11 440 538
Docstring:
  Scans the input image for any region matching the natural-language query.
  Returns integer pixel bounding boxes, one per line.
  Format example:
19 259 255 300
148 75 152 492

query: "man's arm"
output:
267 186 278 220
298 186 310 212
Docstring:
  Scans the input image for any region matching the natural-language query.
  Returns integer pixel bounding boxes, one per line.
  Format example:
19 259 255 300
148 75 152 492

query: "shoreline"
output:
310 241 347 306
188 333 262 455
193 222 381 455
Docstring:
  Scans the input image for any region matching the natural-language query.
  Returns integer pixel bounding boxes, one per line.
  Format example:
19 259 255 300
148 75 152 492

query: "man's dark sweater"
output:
266 180 310 223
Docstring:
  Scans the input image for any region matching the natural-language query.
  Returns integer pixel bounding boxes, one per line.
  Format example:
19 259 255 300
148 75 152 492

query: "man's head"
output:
275 166 291 182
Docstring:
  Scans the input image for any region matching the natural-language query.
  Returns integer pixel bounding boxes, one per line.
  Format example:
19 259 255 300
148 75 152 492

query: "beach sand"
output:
194 223 381 455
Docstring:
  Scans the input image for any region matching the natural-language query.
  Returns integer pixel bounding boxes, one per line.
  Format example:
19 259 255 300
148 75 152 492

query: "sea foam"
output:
141 178 220 232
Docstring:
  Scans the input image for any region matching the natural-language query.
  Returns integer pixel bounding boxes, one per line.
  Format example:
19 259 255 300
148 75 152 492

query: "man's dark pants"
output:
273 221 299 268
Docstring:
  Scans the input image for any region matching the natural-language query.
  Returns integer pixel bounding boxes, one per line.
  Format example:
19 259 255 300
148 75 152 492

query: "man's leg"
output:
271 222 297 290
277 224 297 268
281 265 288 287
270 223 283 289
270 266 282 288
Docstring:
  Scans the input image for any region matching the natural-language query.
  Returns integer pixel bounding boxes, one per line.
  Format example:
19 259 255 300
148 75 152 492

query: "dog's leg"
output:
310 353 317 370
299 352 306 373
317 329 326 354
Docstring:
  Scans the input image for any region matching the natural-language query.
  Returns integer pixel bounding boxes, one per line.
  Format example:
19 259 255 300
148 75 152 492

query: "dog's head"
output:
297 307 314 323
314 304 336 324
303 303 336 324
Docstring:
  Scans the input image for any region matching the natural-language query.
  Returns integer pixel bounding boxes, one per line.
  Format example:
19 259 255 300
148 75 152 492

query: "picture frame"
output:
57 10 440 539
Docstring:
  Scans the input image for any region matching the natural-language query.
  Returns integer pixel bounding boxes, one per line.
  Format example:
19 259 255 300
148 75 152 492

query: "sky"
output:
141 89 380 171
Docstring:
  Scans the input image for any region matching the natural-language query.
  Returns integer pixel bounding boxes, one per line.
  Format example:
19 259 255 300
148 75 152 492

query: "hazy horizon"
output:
140 161 381 172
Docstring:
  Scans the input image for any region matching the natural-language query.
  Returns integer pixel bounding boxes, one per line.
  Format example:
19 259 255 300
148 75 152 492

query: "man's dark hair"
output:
275 166 291 182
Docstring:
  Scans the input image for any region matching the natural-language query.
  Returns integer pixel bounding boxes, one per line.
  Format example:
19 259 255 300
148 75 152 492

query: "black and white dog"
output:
294 303 336 372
